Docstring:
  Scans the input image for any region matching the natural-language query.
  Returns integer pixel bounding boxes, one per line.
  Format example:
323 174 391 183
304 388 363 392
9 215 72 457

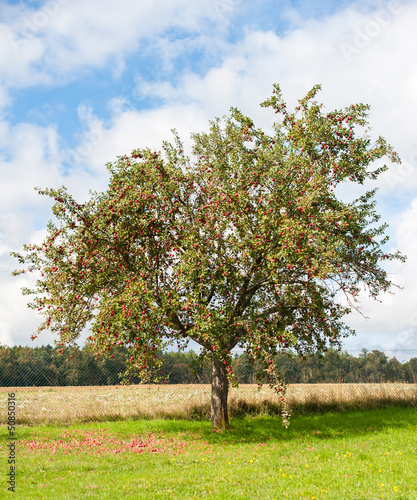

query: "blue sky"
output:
1 0 417 353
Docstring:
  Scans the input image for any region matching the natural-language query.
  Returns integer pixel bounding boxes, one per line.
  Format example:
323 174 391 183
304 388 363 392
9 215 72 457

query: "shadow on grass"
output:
151 405 417 445
7 405 416 448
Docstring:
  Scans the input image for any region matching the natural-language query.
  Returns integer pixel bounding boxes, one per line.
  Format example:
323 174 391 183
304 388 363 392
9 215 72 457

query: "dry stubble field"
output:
1 383 416 425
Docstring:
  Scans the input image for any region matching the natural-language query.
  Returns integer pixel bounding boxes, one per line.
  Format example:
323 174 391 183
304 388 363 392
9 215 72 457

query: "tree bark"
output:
211 357 229 430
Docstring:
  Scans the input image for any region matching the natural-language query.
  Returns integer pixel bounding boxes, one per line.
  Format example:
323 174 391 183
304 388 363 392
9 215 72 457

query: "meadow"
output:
1 384 417 499
1 383 416 425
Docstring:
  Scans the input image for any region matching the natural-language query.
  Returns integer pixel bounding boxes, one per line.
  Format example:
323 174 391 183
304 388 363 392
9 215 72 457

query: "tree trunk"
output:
211 357 229 430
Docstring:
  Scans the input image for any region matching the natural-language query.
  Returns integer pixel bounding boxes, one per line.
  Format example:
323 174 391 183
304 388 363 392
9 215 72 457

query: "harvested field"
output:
1 383 416 425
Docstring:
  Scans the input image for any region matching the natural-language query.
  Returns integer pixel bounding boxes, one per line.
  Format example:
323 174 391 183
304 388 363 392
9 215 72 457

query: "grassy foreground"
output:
2 406 416 499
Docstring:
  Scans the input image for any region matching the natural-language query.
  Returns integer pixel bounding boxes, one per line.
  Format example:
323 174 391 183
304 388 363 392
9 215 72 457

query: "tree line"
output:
0 345 416 386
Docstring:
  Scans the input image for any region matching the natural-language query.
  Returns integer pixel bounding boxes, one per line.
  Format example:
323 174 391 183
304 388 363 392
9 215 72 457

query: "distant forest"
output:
0 345 416 387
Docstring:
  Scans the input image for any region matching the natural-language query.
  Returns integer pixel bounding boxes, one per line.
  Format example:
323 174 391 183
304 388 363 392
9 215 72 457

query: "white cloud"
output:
341 197 417 349
0 0 238 91
138 0 417 198
0 122 63 246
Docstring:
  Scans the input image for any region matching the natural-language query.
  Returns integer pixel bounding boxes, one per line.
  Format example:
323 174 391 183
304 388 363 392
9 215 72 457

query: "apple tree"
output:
12 84 405 429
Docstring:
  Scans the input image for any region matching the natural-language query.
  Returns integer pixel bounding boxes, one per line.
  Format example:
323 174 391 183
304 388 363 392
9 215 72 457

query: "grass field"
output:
1 384 417 498
1 406 416 499
1 383 417 425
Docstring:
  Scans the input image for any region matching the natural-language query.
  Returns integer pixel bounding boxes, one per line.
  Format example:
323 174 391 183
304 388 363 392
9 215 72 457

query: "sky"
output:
1 0 416 355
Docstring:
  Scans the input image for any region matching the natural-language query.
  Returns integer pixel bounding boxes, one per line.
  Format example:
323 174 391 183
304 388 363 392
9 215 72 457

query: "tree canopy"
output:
12 84 405 429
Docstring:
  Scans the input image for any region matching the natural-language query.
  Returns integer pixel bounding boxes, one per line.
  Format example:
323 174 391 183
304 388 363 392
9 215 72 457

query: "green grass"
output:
2 406 417 499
